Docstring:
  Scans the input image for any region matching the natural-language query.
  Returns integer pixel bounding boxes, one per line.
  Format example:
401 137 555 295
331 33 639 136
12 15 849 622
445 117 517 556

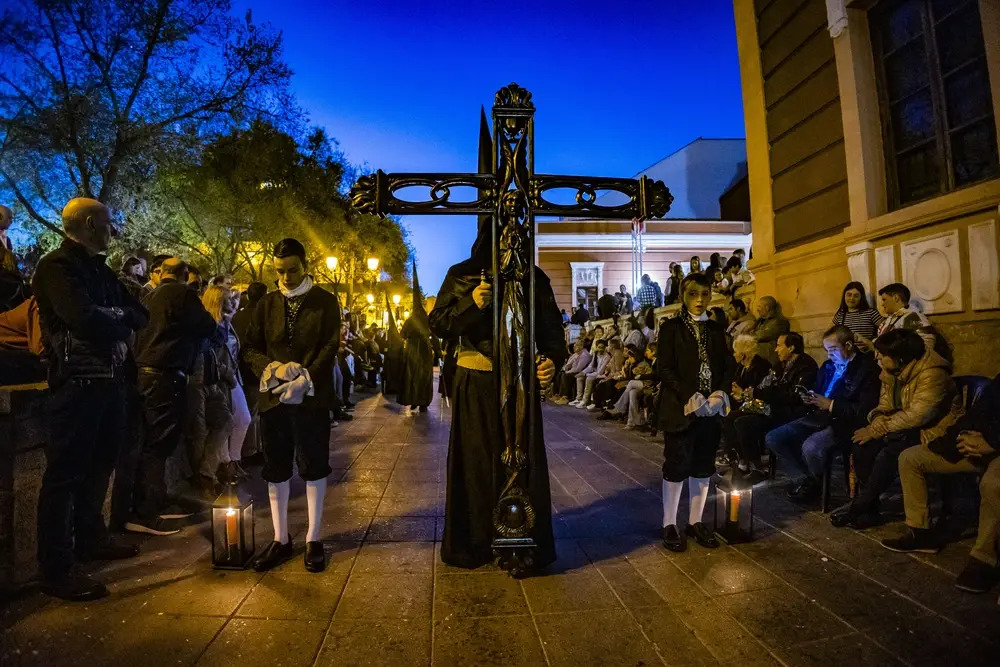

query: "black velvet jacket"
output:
656 314 733 433
428 263 567 370
244 286 341 412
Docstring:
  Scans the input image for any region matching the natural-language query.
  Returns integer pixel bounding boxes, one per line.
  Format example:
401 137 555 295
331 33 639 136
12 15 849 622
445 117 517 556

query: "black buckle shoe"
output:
304 541 326 572
686 522 720 549
253 538 294 572
41 567 109 602
786 480 820 503
662 525 686 552
955 557 1000 594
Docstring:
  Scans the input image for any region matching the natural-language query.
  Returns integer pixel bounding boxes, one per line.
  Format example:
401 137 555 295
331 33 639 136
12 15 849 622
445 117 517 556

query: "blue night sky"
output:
231 0 746 294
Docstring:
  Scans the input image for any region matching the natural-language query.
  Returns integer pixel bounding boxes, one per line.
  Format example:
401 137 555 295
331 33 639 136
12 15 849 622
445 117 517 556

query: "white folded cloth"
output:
683 391 731 418
260 361 315 405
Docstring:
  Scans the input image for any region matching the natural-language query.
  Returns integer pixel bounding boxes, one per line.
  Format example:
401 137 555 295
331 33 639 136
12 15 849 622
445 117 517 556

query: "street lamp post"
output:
392 293 402 322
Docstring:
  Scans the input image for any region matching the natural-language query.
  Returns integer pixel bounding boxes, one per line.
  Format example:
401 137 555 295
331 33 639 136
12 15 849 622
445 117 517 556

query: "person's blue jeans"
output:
765 416 839 482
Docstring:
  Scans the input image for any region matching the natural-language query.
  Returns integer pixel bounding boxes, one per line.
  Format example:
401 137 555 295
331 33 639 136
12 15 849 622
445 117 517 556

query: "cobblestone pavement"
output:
3 393 999 666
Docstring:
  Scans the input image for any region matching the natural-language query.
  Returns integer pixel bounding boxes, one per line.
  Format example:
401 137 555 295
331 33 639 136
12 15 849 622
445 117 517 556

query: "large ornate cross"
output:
351 83 672 575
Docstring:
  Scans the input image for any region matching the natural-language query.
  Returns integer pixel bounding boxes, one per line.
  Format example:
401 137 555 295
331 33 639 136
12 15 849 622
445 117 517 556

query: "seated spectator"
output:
836 328 958 528
725 298 756 339
588 338 626 410
641 307 655 340
709 307 729 339
622 316 647 351
765 325 880 505
711 269 728 294
877 283 929 337
571 338 610 407
591 324 606 342
833 281 885 350
754 296 790 366
707 252 723 277
688 255 703 274
601 343 656 429
554 339 591 404
730 334 772 403
881 374 1000 594
0 295 44 356
724 332 817 478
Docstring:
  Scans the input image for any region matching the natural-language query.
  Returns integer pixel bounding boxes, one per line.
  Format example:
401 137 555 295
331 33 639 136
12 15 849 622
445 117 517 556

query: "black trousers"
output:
662 417 721 482
37 380 125 578
723 410 775 464
134 370 188 519
852 431 919 510
260 404 332 483
110 383 144 529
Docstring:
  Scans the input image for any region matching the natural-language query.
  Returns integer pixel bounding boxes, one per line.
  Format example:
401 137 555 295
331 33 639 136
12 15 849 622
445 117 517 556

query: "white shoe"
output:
568 400 580 406
586 403 598 411
575 401 587 409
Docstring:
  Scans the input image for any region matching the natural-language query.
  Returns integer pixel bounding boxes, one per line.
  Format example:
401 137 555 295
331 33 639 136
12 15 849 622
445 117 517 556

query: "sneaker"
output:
331 420 340 428
567 400 579 406
881 527 941 554
575 401 587 409
158 504 195 520
586 403 599 411
41 567 108 602
124 516 182 536
955 558 1000 594
624 424 637 430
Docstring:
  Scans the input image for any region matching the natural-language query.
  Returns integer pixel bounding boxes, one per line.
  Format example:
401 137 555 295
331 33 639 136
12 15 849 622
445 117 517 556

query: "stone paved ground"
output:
2 393 999 666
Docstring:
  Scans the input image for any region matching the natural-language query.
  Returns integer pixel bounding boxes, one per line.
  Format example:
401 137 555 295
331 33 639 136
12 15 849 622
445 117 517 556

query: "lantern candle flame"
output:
225 507 238 548
729 490 741 523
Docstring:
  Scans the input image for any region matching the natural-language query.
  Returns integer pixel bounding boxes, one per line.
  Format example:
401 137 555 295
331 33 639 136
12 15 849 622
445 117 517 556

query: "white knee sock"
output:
268 481 290 544
662 479 684 527
688 477 711 525
305 479 326 543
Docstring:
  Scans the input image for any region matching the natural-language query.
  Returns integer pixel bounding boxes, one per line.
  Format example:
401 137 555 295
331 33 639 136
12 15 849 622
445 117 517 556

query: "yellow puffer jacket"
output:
868 349 959 444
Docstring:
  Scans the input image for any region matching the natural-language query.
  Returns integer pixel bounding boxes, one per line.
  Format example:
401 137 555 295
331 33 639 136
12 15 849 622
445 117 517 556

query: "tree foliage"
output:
0 0 295 235
124 121 411 305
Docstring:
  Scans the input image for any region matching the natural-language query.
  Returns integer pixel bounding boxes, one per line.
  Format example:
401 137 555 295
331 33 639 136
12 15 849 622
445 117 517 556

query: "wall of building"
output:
734 0 1000 377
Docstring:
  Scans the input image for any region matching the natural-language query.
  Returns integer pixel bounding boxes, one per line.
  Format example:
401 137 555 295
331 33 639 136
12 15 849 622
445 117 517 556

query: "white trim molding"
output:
537 232 752 251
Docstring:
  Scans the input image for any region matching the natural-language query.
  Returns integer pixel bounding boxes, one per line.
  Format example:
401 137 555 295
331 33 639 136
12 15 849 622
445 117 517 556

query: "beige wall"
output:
734 0 1000 376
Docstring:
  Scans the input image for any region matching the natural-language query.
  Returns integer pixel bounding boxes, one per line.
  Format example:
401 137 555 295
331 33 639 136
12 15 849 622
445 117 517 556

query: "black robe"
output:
383 327 404 395
438 338 458 399
429 263 567 569
397 317 434 408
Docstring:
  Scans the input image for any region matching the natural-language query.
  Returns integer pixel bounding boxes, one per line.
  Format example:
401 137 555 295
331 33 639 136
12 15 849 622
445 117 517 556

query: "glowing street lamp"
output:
392 294 401 306
403 310 410 319
326 256 338 271
366 293 375 305
366 257 380 272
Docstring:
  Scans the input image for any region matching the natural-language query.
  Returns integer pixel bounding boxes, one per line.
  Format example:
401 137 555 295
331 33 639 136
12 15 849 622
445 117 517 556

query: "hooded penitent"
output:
398 260 434 408
427 107 566 570
382 293 404 395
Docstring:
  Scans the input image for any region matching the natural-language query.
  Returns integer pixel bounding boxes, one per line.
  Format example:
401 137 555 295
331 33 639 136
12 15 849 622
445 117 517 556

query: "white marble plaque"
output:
900 230 962 314
968 220 999 311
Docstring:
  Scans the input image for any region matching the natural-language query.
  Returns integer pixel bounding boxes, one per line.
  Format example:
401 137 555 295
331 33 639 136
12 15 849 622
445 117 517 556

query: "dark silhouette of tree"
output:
0 0 295 235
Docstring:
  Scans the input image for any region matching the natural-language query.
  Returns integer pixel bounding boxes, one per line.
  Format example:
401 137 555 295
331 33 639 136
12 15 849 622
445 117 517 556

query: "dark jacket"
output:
756 352 819 422
133 279 217 373
244 286 342 412
734 355 772 392
32 239 148 386
656 315 733 433
807 351 881 437
597 294 618 319
570 306 590 326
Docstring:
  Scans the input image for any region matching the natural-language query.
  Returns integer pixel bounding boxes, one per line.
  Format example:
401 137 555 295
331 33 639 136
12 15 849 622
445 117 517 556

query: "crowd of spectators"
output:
550 264 1000 597
0 198 381 600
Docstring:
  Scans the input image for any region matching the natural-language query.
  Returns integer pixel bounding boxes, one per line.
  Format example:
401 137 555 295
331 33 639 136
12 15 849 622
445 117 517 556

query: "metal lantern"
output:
212 483 255 569
713 473 754 544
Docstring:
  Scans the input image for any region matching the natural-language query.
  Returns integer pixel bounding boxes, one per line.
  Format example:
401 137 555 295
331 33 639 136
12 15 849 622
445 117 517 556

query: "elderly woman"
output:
731 334 772 403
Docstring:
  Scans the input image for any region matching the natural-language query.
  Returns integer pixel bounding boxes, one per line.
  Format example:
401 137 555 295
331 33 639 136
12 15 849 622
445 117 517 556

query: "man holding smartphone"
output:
765 325 880 504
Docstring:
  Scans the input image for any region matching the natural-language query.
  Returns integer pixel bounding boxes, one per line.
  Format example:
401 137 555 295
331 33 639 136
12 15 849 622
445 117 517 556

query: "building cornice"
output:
536 232 752 250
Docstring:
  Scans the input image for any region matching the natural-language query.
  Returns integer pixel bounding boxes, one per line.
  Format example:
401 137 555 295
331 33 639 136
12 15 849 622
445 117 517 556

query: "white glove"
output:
271 373 315 405
684 391 731 417
259 361 307 392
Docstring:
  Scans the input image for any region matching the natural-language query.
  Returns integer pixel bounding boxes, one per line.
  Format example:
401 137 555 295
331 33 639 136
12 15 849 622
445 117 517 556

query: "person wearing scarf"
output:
243 238 341 573
656 272 734 552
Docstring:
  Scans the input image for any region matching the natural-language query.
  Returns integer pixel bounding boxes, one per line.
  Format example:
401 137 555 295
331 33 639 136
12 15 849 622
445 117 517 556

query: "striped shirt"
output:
832 308 885 341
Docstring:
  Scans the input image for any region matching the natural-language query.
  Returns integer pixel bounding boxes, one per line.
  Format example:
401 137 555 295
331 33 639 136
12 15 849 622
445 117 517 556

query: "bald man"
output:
31 197 149 601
